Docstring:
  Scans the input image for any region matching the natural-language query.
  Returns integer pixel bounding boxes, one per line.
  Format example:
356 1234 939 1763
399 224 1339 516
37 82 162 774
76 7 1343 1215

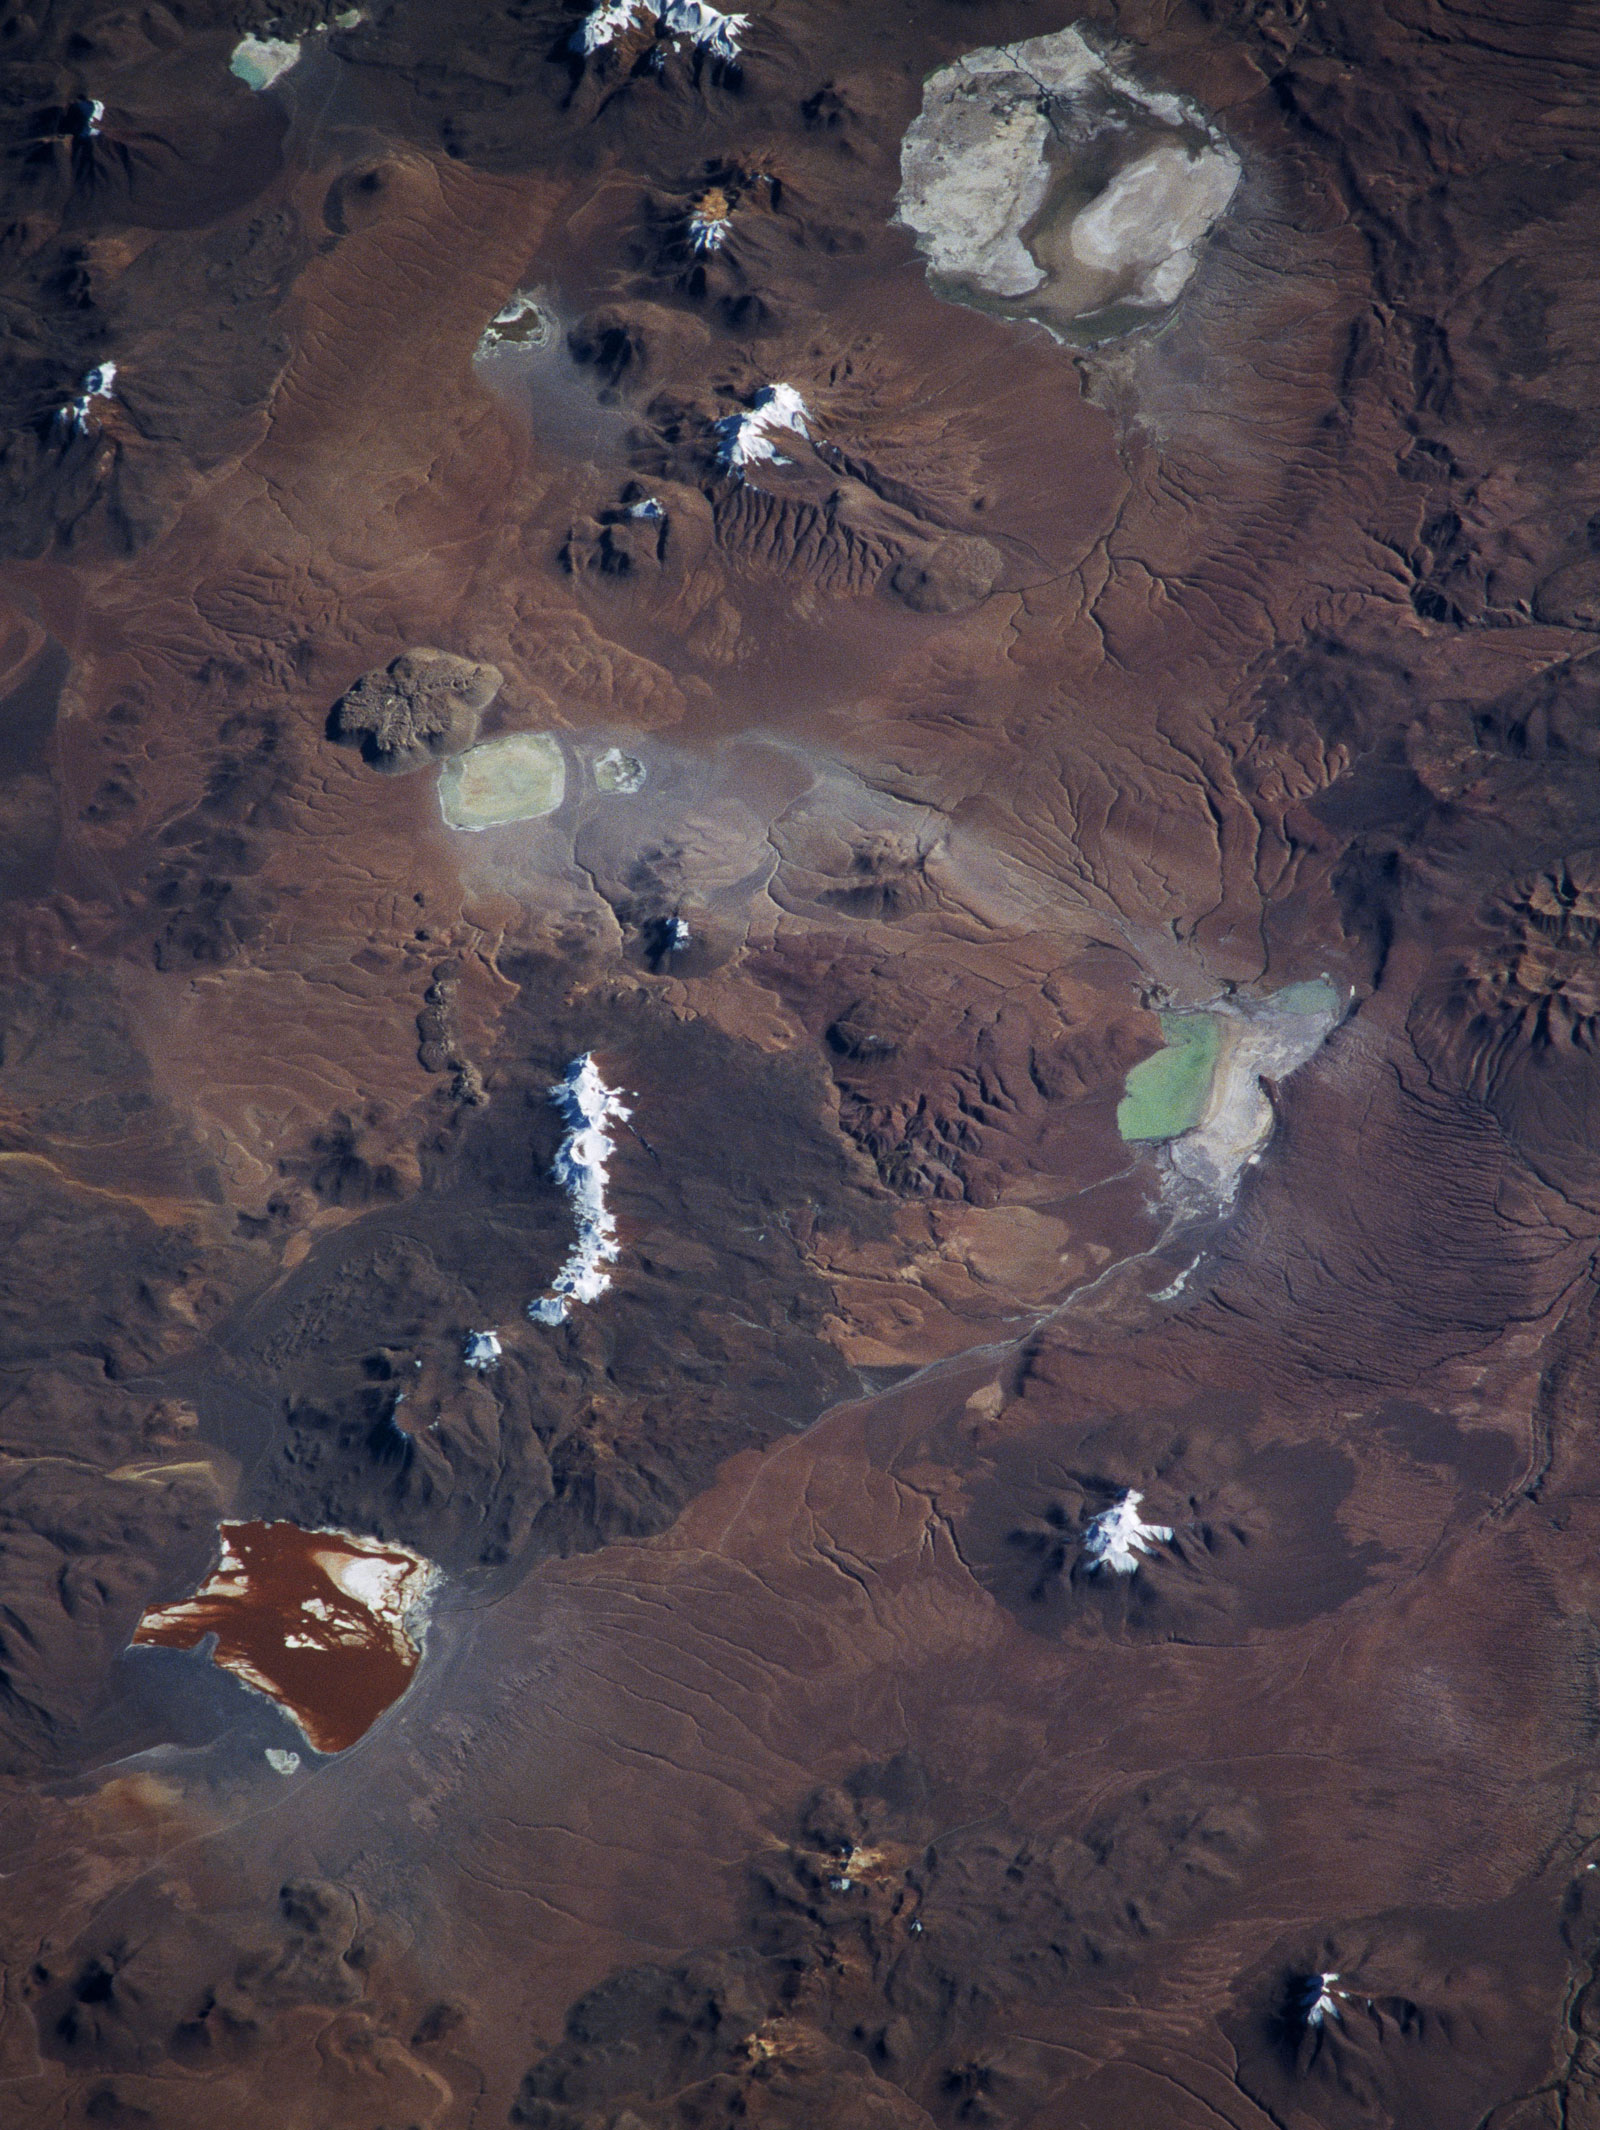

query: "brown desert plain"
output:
4 0 1600 2124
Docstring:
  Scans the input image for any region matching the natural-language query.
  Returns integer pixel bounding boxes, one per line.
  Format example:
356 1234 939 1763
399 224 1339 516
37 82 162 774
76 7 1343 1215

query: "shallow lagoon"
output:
439 731 566 830
1117 1012 1221 1141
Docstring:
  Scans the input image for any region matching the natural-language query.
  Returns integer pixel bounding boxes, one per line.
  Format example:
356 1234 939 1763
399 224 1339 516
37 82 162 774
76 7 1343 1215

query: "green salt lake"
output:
1117 1012 1221 1142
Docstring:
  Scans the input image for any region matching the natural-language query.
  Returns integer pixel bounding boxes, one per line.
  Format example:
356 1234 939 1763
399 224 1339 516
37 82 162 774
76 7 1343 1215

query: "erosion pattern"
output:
2 1 1599 2126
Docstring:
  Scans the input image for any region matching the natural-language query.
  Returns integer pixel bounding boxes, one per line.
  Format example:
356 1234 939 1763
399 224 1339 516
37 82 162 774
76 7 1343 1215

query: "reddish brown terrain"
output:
3 0 1600 2124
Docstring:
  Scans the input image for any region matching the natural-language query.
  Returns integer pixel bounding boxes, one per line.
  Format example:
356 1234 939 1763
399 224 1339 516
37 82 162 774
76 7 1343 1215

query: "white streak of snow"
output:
529 1054 631 1325
1303 1973 1344 2027
689 205 732 252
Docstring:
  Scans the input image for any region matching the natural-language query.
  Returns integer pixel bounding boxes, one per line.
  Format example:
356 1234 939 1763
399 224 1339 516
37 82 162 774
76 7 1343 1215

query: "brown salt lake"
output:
131 1520 434 1754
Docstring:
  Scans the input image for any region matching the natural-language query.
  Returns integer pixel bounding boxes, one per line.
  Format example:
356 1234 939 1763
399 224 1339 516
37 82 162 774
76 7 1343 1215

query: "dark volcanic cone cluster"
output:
4 0 1600 2126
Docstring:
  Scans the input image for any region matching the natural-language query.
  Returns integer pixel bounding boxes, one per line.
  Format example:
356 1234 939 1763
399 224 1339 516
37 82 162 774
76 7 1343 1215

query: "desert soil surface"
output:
4 1 1600 2126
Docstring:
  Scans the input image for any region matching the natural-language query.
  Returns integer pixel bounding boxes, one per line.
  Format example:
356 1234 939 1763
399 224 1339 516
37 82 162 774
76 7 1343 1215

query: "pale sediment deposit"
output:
594 747 646 794
439 730 566 830
229 36 302 90
477 290 556 358
896 27 1240 336
1065 142 1242 308
1166 982 1342 1206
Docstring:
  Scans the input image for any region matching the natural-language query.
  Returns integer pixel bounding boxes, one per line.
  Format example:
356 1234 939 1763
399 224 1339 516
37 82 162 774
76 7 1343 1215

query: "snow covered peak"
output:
714 383 811 473
573 0 652 50
463 1329 502 1370
59 361 116 436
662 1 746 58
1082 1489 1173 1575
573 0 748 59
529 1055 631 1326
1299 1973 1344 2029
689 188 733 253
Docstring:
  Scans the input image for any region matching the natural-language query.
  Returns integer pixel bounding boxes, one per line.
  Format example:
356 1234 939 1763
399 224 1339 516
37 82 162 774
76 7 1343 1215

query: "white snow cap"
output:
463 1329 502 1370
667 917 690 951
529 1054 631 1325
574 0 747 59
574 0 651 50
1082 1489 1173 1575
1302 1973 1344 2028
77 99 105 136
689 203 732 253
59 360 116 435
662 0 747 59
714 382 811 473
264 1747 301 1775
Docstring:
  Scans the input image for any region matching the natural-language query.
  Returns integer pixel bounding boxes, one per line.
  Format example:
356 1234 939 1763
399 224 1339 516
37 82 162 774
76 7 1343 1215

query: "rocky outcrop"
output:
330 649 502 775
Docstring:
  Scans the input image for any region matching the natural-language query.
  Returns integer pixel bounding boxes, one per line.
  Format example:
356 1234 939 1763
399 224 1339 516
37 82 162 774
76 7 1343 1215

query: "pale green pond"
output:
229 36 302 89
1268 979 1341 1017
439 732 566 831
1117 1012 1220 1142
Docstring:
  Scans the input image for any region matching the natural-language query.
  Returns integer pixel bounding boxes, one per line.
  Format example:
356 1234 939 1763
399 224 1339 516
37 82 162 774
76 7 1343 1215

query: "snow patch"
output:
529 1055 631 1325
714 382 811 474
574 0 747 59
58 361 116 436
1082 1489 1173 1575
1299 1973 1345 2029
265 1747 301 1774
463 1329 502 1371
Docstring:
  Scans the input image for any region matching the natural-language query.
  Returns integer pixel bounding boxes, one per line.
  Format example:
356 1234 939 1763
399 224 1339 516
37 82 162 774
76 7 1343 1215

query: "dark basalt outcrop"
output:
329 648 503 774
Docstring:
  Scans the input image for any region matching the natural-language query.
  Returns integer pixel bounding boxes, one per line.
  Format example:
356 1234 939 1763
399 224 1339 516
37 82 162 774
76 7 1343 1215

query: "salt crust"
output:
896 27 1239 315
